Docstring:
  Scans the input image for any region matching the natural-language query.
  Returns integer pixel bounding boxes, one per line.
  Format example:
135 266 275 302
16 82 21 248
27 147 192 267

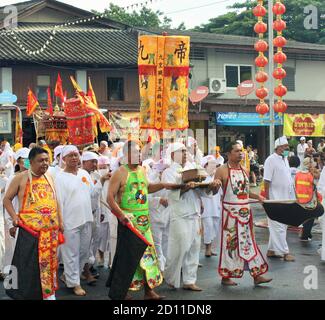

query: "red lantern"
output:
255 55 268 68
253 5 267 17
274 36 287 47
255 71 268 83
273 67 287 80
273 19 286 32
256 102 269 115
254 40 268 52
274 84 288 97
254 21 267 34
256 87 269 99
273 2 286 15
274 51 287 64
274 101 288 113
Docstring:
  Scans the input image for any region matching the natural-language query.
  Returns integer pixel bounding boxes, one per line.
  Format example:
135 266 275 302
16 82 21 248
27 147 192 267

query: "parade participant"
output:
187 136 203 165
3 147 63 300
97 156 112 267
0 142 14 178
99 141 112 158
201 155 223 257
38 140 53 163
264 136 296 262
305 140 316 158
317 139 325 153
214 141 271 286
81 151 110 279
146 158 169 273
163 143 218 291
236 140 250 173
107 140 176 300
297 137 308 167
3 148 30 272
52 145 64 167
55 146 96 296
296 157 321 242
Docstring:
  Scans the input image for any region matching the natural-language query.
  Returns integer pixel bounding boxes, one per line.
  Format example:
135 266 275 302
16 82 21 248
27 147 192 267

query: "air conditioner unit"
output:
209 78 227 94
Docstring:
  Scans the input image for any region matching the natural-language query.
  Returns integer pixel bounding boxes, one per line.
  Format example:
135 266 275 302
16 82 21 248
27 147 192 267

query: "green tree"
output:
93 3 173 28
194 0 325 44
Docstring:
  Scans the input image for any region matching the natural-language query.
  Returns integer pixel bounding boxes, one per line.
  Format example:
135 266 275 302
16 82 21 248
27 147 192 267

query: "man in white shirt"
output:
55 146 99 296
264 136 296 262
297 137 308 167
162 142 218 291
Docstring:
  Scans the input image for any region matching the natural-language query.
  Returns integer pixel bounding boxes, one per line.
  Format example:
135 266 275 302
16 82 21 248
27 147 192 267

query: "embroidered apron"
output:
19 174 59 298
218 165 268 279
120 165 162 291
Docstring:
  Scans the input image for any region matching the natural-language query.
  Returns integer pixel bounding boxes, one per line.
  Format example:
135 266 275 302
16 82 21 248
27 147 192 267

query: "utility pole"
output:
268 0 275 155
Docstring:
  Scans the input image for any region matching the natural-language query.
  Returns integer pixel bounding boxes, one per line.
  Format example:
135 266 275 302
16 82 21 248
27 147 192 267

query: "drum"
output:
263 201 324 227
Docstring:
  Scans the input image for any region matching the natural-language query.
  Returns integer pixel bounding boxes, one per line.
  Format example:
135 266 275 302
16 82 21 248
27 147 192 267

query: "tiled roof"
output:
142 28 325 53
0 23 138 66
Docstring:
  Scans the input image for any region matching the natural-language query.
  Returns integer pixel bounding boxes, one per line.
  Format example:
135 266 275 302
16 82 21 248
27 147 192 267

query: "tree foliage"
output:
93 3 173 29
194 0 325 44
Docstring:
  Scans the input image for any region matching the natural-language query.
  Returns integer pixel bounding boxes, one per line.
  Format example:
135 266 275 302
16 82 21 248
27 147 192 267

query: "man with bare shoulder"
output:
106 140 178 300
214 141 272 286
3 147 63 300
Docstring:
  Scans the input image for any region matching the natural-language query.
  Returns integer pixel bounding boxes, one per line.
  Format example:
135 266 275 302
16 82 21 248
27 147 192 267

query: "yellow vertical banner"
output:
283 114 325 137
138 35 190 131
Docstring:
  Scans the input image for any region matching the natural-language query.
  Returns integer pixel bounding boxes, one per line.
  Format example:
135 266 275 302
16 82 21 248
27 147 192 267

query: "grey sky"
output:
1 0 246 28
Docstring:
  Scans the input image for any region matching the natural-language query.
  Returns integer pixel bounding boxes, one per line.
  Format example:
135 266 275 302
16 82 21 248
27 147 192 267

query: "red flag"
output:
55 73 64 101
26 89 39 117
87 78 98 107
46 87 53 115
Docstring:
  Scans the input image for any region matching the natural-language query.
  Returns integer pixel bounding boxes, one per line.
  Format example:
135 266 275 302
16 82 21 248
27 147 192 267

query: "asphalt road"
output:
1 204 325 300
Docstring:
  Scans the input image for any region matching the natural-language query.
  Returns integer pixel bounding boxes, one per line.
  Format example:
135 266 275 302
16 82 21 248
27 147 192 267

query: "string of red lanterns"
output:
253 0 269 116
273 0 288 114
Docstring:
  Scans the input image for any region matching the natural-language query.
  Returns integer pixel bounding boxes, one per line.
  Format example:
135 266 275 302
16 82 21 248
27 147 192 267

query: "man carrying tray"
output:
163 142 220 291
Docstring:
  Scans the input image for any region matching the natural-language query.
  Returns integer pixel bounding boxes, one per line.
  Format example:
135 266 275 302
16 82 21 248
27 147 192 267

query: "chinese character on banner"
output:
138 35 190 131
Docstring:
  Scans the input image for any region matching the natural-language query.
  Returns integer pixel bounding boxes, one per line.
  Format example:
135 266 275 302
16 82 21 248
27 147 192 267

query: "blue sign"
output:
216 112 283 127
0 90 17 105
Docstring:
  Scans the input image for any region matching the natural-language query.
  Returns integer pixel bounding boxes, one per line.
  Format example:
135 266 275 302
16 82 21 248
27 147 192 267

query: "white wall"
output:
190 47 325 102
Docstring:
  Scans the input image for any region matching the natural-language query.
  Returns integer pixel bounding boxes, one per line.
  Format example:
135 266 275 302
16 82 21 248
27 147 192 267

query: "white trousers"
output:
0 210 5 272
165 216 201 288
202 216 221 246
98 222 110 253
3 220 18 269
61 222 92 288
108 214 118 268
267 218 289 255
151 221 169 272
89 220 101 266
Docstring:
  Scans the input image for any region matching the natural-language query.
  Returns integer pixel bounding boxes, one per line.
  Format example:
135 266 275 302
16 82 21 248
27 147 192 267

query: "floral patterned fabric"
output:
219 166 268 279
19 175 59 299
120 165 162 291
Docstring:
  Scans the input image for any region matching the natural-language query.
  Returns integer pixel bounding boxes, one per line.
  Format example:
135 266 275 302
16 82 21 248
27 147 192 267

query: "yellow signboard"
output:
138 35 190 131
283 114 325 137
